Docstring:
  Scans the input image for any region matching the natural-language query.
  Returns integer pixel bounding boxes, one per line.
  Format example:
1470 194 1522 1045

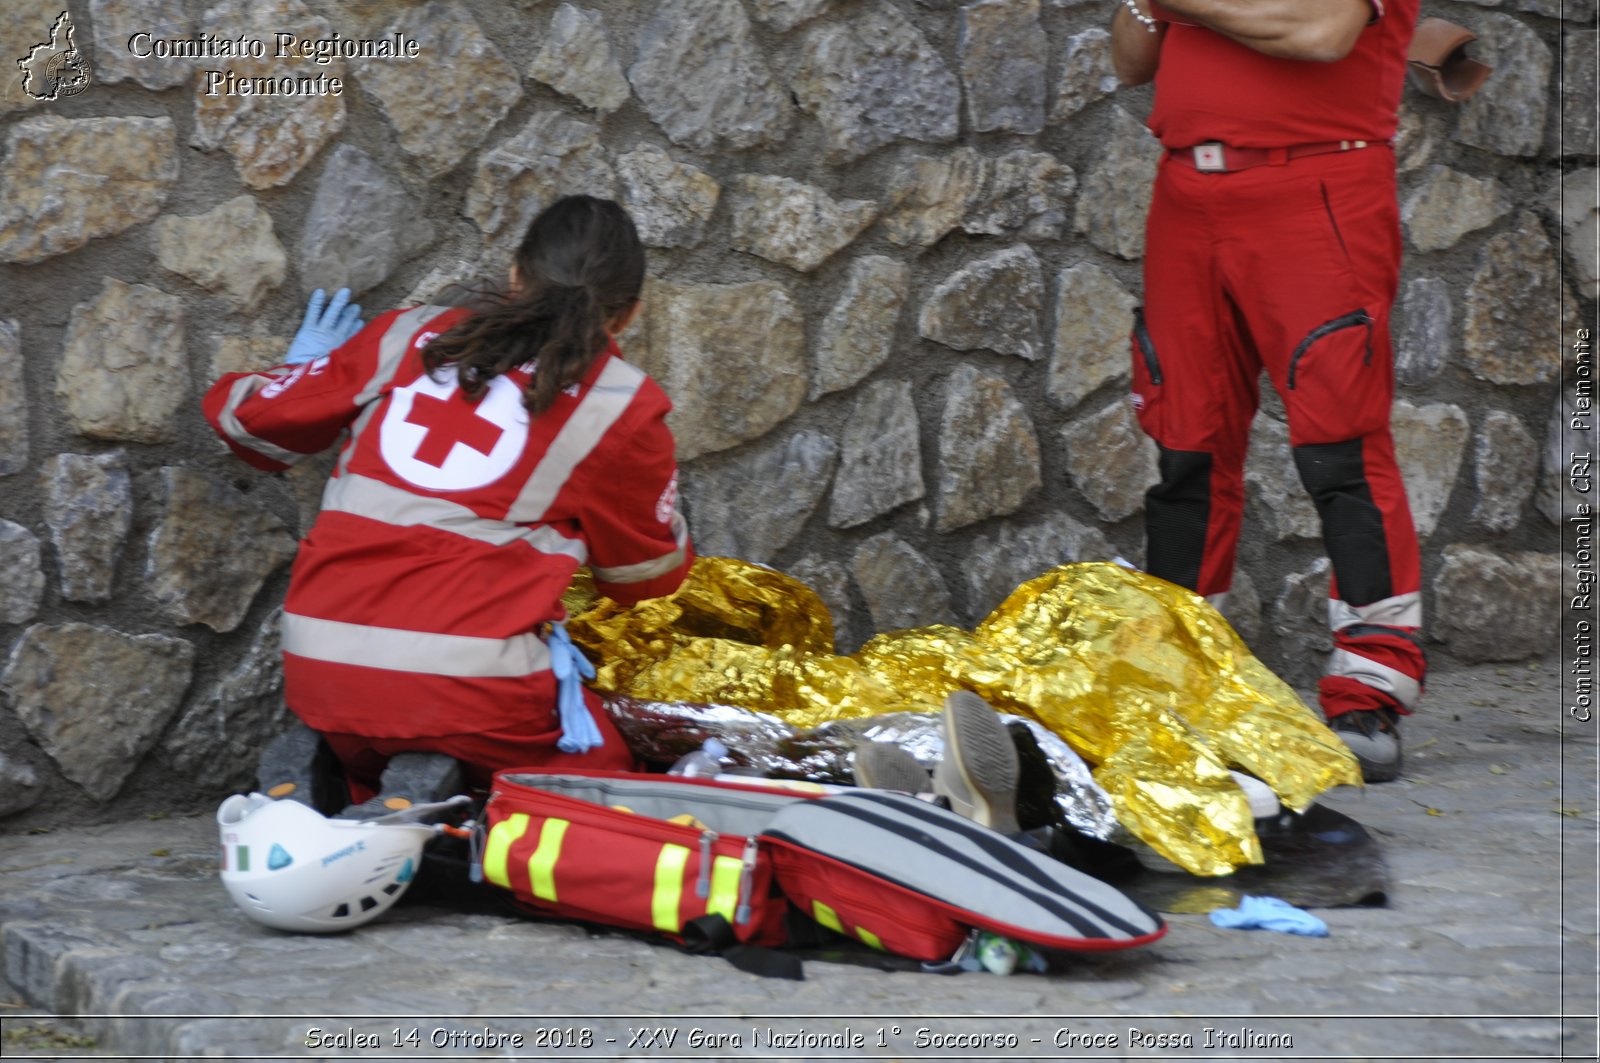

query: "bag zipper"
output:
1287 309 1373 389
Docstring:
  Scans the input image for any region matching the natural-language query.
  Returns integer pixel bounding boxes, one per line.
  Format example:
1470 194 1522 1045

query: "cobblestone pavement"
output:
1 659 1595 1062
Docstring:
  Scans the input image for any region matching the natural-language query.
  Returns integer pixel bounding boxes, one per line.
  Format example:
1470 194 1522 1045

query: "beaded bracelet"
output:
1122 0 1159 32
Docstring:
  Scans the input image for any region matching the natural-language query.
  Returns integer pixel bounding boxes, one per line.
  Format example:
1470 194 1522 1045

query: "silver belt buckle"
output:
1192 142 1227 172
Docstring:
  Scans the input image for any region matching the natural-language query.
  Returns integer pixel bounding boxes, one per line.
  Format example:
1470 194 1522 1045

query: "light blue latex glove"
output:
284 288 363 364
548 621 603 754
1208 895 1329 937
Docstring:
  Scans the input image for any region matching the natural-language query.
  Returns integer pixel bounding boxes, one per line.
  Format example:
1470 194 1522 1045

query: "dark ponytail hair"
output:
423 195 645 414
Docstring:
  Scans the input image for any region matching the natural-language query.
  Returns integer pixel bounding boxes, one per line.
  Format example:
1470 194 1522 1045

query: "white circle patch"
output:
378 370 528 492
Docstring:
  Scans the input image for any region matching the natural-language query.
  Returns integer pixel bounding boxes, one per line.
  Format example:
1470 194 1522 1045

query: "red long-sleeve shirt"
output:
203 305 693 738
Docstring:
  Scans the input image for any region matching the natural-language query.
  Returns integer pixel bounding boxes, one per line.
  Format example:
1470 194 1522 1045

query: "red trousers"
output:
320 694 637 804
1132 145 1425 719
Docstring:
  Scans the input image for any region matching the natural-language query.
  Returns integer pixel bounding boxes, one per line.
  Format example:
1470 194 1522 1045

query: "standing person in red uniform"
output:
204 196 693 811
1110 0 1424 781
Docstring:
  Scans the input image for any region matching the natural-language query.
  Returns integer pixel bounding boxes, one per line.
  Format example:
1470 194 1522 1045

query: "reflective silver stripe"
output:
282 612 551 678
1326 647 1422 710
321 473 587 562
216 374 309 466
356 305 445 406
1328 591 1422 631
592 510 690 585
507 358 646 523
335 306 449 480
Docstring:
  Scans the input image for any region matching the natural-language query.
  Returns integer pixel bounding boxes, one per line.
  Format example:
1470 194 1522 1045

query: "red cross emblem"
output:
403 392 505 468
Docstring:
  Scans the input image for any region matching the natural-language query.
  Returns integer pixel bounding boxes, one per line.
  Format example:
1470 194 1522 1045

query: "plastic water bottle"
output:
668 738 728 778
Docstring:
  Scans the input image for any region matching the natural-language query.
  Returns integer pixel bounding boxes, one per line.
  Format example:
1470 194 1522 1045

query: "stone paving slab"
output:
0 660 1595 1061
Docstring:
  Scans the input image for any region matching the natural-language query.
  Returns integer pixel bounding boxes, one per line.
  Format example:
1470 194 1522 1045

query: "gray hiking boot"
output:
852 742 932 794
1328 707 1402 783
933 691 1021 834
338 752 465 821
257 723 346 814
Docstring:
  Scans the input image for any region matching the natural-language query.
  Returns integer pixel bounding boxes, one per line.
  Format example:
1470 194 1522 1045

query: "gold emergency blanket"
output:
564 558 1361 876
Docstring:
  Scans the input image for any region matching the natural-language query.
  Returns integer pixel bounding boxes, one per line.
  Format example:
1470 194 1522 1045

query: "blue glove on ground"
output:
548 621 603 754
285 288 363 365
1208 895 1329 937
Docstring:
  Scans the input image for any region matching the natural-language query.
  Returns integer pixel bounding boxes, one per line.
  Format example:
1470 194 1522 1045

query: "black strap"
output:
681 914 804 981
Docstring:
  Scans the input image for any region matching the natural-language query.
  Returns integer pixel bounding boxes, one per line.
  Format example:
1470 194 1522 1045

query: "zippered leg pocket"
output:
1129 306 1166 441
1284 308 1387 443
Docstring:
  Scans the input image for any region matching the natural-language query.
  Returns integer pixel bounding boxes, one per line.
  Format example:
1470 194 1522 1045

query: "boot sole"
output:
936 691 1021 834
852 743 931 794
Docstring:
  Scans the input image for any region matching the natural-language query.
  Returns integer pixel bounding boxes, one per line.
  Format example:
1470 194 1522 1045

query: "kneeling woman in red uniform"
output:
204 196 692 808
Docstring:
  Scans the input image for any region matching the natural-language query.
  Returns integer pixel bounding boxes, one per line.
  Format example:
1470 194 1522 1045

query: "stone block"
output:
154 196 287 311
1402 166 1511 253
466 111 615 252
90 0 195 89
749 0 833 30
56 279 187 444
812 256 910 399
145 468 298 633
2 624 195 802
299 144 435 297
684 431 838 563
0 116 177 263
616 149 720 249
964 513 1115 620
963 150 1075 240
829 379 924 529
1048 262 1134 409
937 365 1041 531
192 0 345 189
960 0 1047 134
1472 409 1539 533
1456 14 1551 158
727 174 877 272
0 751 42 818
41 452 133 604
918 245 1045 360
881 149 984 247
1051 28 1118 121
1059 399 1157 523
1433 546 1561 661
1463 213 1570 386
1395 276 1453 386
784 555 851 650
628 0 791 151
352 1 520 176
0 521 44 625
625 278 806 461
851 532 954 632
529 4 630 113
1243 413 1321 540
791 2 959 161
1392 399 1470 539
1073 106 1162 259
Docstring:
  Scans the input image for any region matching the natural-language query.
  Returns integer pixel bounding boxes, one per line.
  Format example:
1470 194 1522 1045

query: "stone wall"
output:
0 0 1592 827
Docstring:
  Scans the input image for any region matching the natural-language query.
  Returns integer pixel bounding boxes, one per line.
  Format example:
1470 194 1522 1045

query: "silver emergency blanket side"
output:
760 790 1165 946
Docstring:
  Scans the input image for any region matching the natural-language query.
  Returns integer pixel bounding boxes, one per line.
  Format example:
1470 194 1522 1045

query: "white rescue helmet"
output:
217 793 435 933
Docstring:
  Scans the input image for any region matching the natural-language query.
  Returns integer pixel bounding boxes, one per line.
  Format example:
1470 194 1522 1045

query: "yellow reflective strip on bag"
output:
483 813 530 889
706 855 743 923
527 818 570 902
856 926 884 950
653 844 690 932
811 900 844 934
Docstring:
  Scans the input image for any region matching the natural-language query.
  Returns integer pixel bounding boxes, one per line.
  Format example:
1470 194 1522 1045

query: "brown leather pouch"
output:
1407 18 1492 102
